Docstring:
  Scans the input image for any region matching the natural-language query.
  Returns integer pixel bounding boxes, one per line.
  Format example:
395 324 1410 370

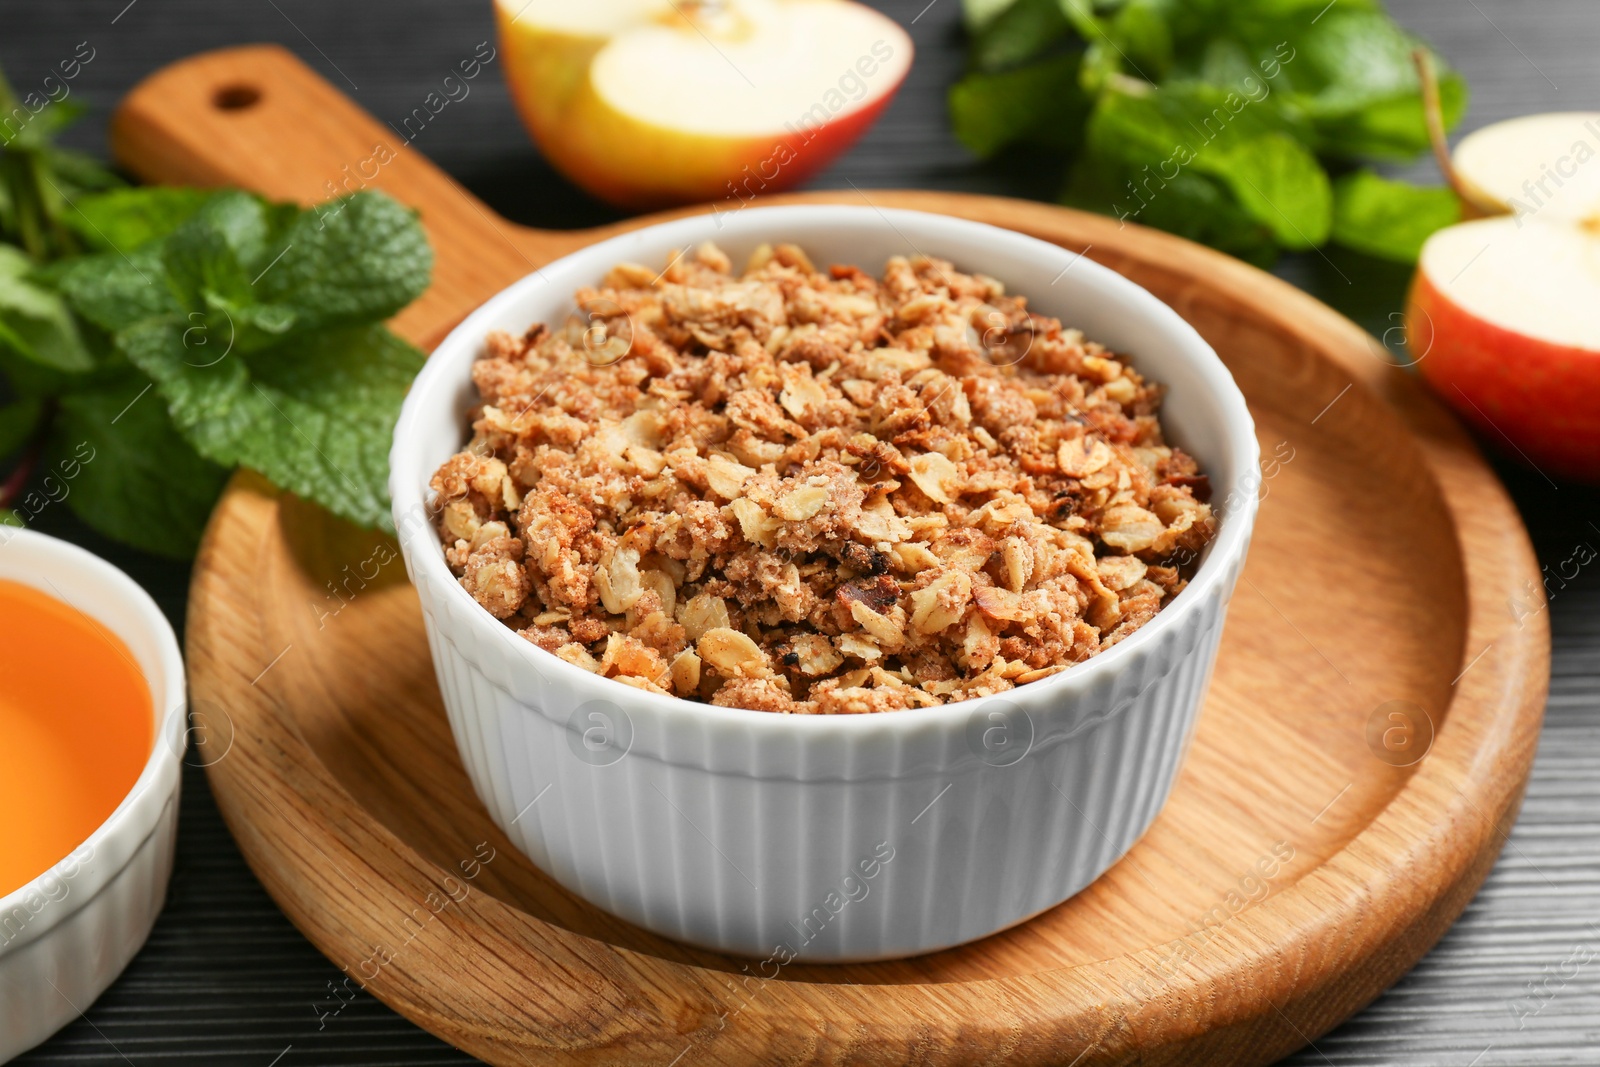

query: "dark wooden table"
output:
6 1 1598 1063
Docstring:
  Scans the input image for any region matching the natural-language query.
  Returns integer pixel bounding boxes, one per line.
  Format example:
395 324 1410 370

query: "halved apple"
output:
1410 217 1600 482
495 0 914 208
1407 111 1600 484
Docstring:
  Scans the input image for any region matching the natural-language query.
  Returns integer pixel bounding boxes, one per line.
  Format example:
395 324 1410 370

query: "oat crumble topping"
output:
429 241 1217 713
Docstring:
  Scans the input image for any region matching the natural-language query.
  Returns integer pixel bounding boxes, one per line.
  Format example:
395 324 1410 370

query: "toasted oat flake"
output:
431 243 1216 713
906 451 960 504
774 484 829 521
670 648 702 695
698 627 768 676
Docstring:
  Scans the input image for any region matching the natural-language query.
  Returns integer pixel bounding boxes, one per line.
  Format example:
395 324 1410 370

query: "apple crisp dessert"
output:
429 242 1216 713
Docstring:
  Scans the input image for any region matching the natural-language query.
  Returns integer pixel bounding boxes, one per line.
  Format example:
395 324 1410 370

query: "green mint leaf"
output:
1097 0 1175 81
1056 0 1117 88
954 0 1462 262
62 187 217 253
41 146 125 196
253 191 433 335
1085 83 1332 248
950 51 1089 158
0 245 94 371
1236 0 1381 15
215 294 300 347
0 326 81 398
1270 11 1468 158
1055 0 1174 87
971 0 1071 72
161 190 275 313
1054 0 1099 41
44 187 435 543
1330 170 1460 262
1281 11 1430 117
189 290 300 356
1190 34 1277 92
57 245 177 332
50 379 230 559
0 99 85 151
1213 133 1333 247
186 190 285 267
1157 0 1381 56
120 319 424 531
964 0 1019 33
1311 68 1467 160
117 319 253 462
1064 153 1279 266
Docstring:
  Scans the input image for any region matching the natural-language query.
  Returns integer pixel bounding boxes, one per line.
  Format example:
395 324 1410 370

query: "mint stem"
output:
0 60 79 260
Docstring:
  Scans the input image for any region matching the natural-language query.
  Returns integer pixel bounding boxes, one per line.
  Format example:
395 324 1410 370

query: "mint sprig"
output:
54 189 431 536
952 0 1468 264
0 69 435 557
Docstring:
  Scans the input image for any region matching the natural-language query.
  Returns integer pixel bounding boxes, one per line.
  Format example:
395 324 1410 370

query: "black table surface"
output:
5 1 1598 1063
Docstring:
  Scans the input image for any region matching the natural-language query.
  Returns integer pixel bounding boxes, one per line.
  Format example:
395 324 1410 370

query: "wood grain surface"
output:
6 2 1596 1065
97 41 1554 1067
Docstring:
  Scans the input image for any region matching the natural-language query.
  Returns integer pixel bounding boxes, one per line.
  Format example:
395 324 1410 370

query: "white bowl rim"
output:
391 204 1259 739
0 527 186 939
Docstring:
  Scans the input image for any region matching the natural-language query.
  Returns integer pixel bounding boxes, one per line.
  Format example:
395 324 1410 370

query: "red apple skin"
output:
1409 269 1600 483
509 71 905 209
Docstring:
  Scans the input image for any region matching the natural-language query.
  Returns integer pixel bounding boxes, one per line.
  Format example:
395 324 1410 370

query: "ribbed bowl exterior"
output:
415 543 1240 961
0 794 178 1060
392 205 1260 961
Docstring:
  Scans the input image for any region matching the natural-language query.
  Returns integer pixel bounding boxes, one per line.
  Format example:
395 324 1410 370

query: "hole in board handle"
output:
213 85 261 111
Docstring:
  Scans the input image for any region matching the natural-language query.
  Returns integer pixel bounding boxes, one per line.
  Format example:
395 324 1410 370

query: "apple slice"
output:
1452 112 1600 225
1409 215 1600 482
496 0 913 208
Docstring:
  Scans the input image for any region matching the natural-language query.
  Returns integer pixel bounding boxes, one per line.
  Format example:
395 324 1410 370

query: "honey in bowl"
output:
0 578 152 898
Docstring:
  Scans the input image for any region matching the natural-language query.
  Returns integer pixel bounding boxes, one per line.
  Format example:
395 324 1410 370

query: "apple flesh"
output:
1452 112 1600 224
1406 113 1600 484
496 0 913 208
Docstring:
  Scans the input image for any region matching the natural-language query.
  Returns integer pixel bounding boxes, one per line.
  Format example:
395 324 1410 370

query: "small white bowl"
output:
0 528 185 1061
392 206 1258 961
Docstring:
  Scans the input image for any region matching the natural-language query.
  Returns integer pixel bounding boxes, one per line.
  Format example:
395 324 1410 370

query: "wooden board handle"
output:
109 44 565 347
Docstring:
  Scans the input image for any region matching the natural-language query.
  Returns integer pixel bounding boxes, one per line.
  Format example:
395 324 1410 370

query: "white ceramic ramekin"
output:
392 206 1258 961
0 528 185 1062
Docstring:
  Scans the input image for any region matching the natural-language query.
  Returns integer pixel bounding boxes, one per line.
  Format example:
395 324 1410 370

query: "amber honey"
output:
0 579 152 898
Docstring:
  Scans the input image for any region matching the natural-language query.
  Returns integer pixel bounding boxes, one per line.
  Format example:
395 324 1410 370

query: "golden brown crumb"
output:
430 241 1216 713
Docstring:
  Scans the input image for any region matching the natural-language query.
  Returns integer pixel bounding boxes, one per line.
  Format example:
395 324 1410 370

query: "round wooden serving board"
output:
112 46 1549 1067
